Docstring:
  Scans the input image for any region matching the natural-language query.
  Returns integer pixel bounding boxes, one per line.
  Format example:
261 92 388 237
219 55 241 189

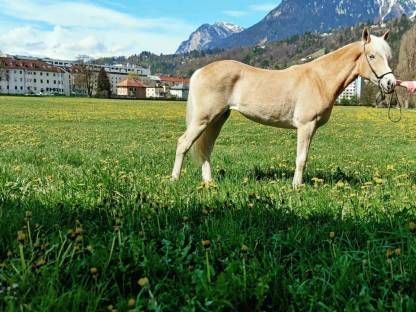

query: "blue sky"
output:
0 0 281 59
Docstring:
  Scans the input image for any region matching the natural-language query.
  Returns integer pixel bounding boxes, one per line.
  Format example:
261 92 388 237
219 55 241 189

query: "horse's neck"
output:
313 42 362 101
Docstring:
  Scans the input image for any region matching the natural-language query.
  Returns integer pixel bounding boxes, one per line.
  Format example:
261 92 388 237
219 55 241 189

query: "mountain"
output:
203 0 416 50
176 22 244 54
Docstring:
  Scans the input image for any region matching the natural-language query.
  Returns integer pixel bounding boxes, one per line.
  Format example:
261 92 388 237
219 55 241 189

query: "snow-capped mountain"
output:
176 22 244 54
184 0 416 51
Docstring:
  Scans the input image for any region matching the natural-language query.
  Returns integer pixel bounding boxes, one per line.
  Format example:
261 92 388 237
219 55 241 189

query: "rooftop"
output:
117 78 147 88
0 57 65 73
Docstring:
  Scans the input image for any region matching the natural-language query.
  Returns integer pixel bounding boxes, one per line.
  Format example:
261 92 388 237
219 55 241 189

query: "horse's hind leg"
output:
196 110 230 182
171 122 207 181
293 121 317 188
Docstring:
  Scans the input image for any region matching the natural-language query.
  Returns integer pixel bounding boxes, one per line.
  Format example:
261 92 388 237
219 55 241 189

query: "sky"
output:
0 0 282 60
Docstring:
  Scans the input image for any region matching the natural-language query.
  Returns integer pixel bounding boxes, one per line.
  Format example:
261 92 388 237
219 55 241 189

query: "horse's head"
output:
359 27 396 94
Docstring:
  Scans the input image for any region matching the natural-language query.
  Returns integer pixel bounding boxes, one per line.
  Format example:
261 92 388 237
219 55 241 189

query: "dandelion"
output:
409 222 416 233
90 267 98 275
35 258 46 268
336 181 345 188
201 240 211 249
16 231 26 243
241 244 249 253
374 177 384 185
329 232 336 238
138 277 149 288
386 248 394 259
128 298 136 307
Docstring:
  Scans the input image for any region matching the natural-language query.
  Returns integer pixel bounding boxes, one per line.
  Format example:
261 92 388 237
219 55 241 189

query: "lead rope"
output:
376 82 402 123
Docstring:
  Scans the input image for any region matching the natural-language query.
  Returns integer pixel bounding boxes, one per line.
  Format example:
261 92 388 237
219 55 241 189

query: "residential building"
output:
159 75 190 87
0 57 70 95
170 83 189 99
337 77 362 101
116 78 147 99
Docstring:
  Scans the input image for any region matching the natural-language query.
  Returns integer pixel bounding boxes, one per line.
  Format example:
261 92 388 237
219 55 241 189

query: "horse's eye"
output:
369 55 376 60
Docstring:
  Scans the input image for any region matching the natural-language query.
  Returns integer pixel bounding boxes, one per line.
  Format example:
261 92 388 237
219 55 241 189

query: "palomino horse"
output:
171 28 396 188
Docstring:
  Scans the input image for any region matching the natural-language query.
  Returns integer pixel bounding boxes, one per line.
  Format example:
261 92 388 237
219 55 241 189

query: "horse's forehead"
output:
368 36 391 57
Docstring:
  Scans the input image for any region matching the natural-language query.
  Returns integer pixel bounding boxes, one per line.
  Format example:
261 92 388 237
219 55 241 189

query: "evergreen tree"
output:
97 68 111 98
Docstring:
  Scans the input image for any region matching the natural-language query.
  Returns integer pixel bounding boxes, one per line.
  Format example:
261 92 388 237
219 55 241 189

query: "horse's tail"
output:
187 70 230 165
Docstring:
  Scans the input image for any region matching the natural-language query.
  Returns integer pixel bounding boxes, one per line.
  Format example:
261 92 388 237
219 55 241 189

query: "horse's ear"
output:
383 29 390 41
362 27 371 43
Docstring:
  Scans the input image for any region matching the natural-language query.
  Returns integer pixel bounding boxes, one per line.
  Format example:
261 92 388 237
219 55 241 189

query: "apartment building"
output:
338 77 362 101
0 57 70 95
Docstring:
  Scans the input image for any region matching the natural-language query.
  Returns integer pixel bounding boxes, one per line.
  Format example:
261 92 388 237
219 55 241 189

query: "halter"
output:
363 42 401 122
363 43 393 84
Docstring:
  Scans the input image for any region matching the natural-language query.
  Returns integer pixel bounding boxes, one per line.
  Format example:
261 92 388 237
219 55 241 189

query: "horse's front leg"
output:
293 121 317 189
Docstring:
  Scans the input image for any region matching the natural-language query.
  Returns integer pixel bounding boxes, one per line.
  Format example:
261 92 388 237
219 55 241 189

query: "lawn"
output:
1 96 416 311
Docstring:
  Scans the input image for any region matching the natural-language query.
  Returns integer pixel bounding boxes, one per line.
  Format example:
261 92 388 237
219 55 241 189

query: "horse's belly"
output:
231 104 296 129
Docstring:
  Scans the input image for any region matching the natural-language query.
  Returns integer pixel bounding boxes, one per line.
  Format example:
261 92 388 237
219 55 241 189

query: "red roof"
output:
0 57 65 73
159 75 190 84
117 78 147 88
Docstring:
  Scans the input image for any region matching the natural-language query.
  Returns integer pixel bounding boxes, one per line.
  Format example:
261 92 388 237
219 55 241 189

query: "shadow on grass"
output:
1 191 416 311
250 165 366 186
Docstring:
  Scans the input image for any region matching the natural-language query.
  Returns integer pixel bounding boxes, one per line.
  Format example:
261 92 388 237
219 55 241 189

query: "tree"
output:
128 72 140 80
96 68 111 98
73 63 97 97
396 23 416 108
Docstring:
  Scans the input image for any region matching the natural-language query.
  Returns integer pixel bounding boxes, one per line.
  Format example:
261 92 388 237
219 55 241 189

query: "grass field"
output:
1 96 416 311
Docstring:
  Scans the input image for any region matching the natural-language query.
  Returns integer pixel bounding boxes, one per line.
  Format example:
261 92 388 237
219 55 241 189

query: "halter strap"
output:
363 43 402 123
363 43 393 80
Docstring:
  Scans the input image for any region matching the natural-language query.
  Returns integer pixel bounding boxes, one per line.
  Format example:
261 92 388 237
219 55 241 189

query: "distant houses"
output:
116 78 147 99
115 75 190 100
0 54 190 100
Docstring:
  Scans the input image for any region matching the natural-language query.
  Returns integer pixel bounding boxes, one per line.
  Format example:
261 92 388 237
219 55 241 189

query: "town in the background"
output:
0 54 189 101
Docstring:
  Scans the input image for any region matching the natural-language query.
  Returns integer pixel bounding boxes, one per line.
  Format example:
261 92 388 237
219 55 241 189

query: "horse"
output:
171 27 396 188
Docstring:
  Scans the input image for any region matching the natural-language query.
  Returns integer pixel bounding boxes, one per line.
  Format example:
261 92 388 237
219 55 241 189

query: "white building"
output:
337 77 362 101
170 84 189 99
0 57 70 96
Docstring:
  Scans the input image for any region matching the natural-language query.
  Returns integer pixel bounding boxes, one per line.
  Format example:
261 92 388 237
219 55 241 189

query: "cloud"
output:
0 0 195 58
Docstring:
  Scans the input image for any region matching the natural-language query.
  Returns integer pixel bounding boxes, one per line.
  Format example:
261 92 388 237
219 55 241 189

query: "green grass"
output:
1 96 416 311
